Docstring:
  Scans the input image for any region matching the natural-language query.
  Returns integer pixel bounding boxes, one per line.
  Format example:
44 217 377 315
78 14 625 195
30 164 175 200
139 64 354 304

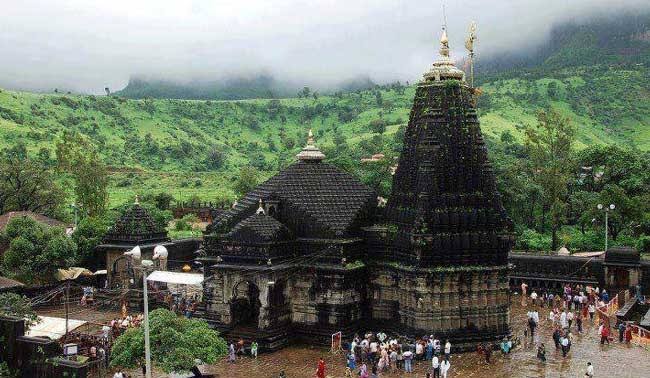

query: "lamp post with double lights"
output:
597 203 615 252
125 246 153 378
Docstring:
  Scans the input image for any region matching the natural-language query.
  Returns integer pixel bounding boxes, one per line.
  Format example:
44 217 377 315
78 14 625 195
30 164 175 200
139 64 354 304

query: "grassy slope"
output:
0 63 649 207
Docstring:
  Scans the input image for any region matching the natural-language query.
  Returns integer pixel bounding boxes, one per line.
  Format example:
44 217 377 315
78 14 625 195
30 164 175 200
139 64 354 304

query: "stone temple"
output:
199 29 514 350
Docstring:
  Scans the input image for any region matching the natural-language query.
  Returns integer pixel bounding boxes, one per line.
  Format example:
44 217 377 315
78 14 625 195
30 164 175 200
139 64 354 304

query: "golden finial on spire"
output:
439 29 450 58
296 128 325 161
422 2 466 82
256 198 265 215
307 129 315 146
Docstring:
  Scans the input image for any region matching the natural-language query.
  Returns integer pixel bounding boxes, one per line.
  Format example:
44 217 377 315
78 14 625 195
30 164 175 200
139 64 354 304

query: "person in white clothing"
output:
444 340 451 357
440 358 451 378
560 310 568 329
530 290 538 305
585 361 594 377
431 355 440 378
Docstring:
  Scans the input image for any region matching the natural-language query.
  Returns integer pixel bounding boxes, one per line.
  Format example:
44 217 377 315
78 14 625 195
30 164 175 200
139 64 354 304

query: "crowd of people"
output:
519 280 636 377
163 292 199 318
108 313 145 337
342 332 453 377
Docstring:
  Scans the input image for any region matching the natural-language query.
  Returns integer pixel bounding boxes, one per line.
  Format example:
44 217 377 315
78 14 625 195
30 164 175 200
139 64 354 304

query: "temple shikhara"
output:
198 29 514 349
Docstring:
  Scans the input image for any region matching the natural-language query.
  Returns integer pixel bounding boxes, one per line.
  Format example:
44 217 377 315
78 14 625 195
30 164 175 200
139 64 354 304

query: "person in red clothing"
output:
316 357 326 378
600 325 610 344
624 325 633 343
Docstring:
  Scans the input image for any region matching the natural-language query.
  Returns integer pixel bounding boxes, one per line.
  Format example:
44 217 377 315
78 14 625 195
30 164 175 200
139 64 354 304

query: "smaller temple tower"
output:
96 197 170 289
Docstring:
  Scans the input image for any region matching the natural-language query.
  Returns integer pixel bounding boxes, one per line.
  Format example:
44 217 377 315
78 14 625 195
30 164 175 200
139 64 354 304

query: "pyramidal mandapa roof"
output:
103 198 170 246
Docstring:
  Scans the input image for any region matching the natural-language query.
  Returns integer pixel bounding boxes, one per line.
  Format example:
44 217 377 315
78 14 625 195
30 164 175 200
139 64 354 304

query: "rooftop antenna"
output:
465 21 478 88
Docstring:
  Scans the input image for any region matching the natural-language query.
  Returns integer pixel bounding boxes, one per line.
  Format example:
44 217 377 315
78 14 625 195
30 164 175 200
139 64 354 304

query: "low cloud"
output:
1 0 648 93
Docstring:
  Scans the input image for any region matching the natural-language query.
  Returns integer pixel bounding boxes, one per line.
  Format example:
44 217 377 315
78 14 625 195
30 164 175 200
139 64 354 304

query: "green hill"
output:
0 66 649 206
1 13 649 208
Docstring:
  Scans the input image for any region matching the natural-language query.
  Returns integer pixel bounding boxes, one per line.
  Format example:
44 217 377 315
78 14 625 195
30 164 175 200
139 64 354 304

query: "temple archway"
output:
230 280 261 327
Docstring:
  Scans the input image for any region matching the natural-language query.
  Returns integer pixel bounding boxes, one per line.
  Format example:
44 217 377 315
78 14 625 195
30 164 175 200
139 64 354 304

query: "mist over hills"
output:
115 74 378 100
478 12 650 75
114 12 650 100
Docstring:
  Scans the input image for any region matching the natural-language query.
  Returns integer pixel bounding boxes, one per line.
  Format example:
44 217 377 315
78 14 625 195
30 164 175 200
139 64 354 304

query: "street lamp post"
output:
597 203 615 251
141 259 154 378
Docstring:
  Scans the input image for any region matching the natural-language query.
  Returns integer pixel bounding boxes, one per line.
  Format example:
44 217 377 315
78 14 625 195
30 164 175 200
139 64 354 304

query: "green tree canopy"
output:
234 166 260 197
55 130 108 217
0 155 64 217
0 293 38 328
110 309 227 373
1 216 78 284
525 108 576 250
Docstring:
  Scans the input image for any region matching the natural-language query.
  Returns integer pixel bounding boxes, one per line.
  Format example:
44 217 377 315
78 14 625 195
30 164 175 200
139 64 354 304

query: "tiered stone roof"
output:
212 161 375 238
226 213 291 244
384 33 513 267
209 136 376 239
102 201 169 246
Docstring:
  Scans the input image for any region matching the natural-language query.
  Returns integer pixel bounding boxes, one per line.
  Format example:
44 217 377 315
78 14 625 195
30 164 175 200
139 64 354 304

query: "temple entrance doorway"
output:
608 267 630 290
230 281 261 327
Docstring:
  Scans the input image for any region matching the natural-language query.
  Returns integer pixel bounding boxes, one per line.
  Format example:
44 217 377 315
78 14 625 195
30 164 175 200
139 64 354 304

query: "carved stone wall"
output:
370 265 510 348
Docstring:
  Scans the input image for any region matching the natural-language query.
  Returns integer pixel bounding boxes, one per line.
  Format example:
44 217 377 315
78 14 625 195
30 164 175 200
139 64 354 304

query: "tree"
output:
233 167 260 197
1 216 78 284
153 192 175 211
110 309 227 374
72 216 111 268
0 156 64 216
205 147 226 170
55 131 108 216
369 119 386 134
525 108 576 250
0 293 38 328
358 155 394 197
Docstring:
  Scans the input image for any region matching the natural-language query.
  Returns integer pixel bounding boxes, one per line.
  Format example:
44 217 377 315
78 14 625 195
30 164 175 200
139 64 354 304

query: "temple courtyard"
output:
105 301 650 377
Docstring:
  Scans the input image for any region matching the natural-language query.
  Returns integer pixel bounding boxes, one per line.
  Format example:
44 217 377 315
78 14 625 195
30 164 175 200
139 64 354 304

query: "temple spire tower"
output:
374 19 514 347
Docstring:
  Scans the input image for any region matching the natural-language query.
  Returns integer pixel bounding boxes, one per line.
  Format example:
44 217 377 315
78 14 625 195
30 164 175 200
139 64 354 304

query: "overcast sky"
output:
1 0 648 94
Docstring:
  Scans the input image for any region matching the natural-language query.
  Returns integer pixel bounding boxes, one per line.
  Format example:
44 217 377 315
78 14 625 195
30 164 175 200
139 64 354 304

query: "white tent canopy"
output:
146 271 203 286
26 316 87 340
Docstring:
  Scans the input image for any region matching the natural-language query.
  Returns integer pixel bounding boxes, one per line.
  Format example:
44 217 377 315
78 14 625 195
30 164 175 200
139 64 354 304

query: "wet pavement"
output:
203 302 650 378
48 300 648 377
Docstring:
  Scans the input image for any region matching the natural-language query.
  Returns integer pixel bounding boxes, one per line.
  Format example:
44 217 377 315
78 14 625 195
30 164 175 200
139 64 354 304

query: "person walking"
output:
316 357 326 378
536 343 546 362
440 358 450 378
403 348 414 373
228 343 236 363
528 316 537 339
431 355 440 378
444 340 451 359
347 351 356 370
359 363 369 378
483 343 492 363
585 362 594 377
576 313 583 333
552 328 561 349
560 334 569 357
600 324 610 345
588 303 596 322
618 322 626 343
250 341 258 358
